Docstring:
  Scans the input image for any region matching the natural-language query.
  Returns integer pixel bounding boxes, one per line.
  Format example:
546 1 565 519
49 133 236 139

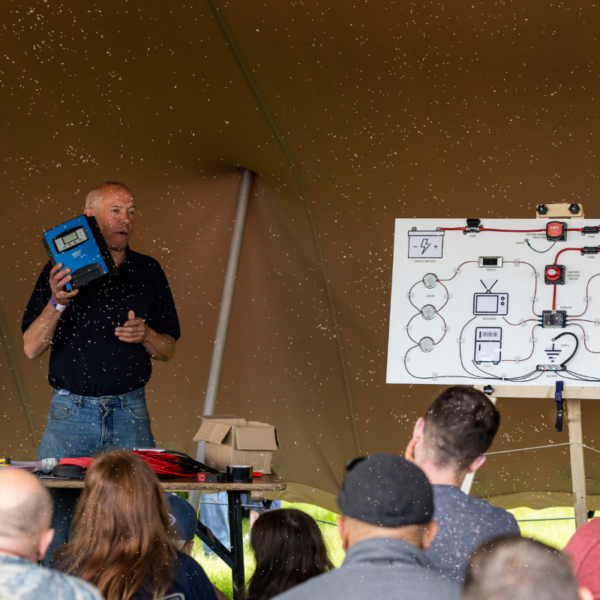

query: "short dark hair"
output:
463 535 580 600
424 386 499 470
247 509 333 600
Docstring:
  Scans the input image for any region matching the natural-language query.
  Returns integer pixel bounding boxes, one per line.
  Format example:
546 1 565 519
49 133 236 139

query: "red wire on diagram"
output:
502 325 538 362
438 281 450 311
440 227 584 233
439 261 478 282
570 273 600 317
504 261 539 317
554 248 584 265
566 323 600 354
435 313 447 346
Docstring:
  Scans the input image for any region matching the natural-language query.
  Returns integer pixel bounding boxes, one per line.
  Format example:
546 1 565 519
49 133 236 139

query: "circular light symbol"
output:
423 273 438 289
419 337 435 353
421 304 437 320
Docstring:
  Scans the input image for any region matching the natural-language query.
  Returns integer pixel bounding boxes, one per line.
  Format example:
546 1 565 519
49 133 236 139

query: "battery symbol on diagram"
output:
408 231 445 259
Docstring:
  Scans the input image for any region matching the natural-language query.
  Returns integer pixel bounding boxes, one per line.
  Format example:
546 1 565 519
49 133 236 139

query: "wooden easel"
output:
461 203 592 530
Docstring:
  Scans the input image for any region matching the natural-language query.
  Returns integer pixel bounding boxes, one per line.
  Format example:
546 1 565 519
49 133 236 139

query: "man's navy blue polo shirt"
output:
22 247 180 397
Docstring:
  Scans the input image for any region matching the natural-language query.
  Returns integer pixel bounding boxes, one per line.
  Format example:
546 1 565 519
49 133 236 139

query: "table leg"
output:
228 491 245 600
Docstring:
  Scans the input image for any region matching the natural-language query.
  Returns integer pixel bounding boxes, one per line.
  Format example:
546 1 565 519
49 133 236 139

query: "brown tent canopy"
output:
2 1 600 512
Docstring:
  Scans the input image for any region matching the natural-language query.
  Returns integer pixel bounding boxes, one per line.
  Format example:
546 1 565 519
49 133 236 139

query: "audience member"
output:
463 535 593 600
166 493 198 555
565 517 600 600
166 494 229 600
405 385 520 582
247 508 333 600
0 469 102 600
53 450 217 600
273 453 460 600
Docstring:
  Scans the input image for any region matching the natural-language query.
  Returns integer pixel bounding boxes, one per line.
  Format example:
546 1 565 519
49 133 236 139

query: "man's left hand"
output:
115 310 149 344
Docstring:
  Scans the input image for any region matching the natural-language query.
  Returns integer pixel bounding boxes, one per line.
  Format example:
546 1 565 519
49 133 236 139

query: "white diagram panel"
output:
387 219 600 386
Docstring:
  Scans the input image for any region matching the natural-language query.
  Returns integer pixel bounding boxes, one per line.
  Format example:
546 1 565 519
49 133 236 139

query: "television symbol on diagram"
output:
473 280 509 316
408 230 445 259
474 327 502 365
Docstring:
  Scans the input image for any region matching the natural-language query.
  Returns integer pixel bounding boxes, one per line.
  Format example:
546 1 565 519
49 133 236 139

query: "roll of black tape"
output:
227 465 253 483
52 465 86 479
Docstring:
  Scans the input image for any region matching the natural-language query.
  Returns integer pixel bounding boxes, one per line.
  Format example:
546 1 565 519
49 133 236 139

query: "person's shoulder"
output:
272 570 336 600
433 485 519 530
1 562 103 600
127 248 163 270
173 553 215 599
460 490 519 532
175 552 211 583
53 569 104 600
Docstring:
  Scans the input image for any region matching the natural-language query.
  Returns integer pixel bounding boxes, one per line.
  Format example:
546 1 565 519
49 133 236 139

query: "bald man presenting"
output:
22 182 180 459
0 469 102 599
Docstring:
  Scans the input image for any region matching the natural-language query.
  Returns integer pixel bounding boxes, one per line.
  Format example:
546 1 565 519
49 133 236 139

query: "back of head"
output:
248 509 333 600
424 386 500 471
55 450 176 600
0 469 53 559
335 453 436 552
565 518 600 599
463 535 580 600
337 453 433 528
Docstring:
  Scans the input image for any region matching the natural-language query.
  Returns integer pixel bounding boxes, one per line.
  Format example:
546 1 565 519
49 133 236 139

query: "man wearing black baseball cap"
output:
273 453 460 600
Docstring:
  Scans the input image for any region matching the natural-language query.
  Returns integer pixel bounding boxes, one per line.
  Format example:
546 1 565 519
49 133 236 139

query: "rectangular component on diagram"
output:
407 230 445 259
473 293 509 316
478 256 503 268
474 327 502 365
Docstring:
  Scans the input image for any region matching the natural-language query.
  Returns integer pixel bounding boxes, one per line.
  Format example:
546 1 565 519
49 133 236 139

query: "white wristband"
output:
50 297 67 313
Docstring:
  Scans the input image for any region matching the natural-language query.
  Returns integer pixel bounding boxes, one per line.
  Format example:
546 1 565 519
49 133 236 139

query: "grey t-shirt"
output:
274 538 460 600
427 484 521 583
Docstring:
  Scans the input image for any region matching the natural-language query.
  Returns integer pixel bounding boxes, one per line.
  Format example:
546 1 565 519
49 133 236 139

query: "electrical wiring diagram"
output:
386 219 600 386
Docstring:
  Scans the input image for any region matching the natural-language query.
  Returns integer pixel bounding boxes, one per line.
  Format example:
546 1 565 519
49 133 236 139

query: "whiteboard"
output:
386 219 600 386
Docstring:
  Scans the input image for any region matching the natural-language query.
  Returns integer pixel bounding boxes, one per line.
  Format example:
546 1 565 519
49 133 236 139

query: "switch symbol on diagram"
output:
408 231 444 259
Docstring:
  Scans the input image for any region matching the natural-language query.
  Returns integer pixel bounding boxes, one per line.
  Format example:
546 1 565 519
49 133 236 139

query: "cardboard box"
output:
193 415 279 474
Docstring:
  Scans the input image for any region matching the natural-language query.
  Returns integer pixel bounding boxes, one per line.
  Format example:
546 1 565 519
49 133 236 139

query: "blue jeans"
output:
39 387 155 564
38 387 155 460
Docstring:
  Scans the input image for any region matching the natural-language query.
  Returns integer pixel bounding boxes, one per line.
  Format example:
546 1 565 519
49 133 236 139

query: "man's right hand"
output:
49 263 79 306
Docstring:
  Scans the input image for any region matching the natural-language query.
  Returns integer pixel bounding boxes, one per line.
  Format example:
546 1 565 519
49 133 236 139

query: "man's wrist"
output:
140 327 152 344
49 297 67 313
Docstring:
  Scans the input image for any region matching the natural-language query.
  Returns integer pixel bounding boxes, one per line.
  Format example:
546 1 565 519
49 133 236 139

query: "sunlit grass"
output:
191 502 580 598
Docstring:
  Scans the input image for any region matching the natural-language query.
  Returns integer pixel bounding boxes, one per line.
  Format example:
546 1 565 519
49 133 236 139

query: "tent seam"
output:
206 0 363 455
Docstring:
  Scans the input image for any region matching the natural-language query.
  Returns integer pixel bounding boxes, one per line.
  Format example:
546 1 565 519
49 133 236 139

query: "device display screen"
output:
62 232 78 244
53 226 88 253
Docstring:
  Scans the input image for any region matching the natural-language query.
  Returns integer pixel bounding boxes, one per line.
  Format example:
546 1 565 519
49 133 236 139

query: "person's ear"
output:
467 455 486 474
421 521 438 551
38 528 55 562
405 418 426 462
579 587 594 600
84 207 94 218
337 516 350 552
182 540 194 555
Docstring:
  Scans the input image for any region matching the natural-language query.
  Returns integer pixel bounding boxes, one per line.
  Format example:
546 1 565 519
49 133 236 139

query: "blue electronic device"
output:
43 215 119 290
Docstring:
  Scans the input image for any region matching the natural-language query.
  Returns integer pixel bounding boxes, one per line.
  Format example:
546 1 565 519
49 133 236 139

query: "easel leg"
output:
228 491 245 600
567 399 587 529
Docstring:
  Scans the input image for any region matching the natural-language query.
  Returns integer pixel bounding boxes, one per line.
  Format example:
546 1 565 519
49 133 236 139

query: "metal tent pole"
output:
189 168 255 510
